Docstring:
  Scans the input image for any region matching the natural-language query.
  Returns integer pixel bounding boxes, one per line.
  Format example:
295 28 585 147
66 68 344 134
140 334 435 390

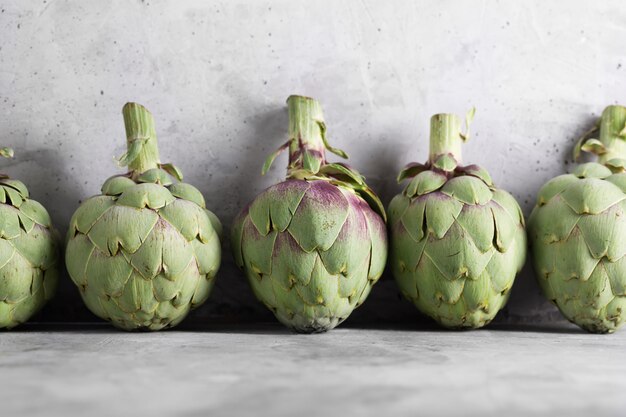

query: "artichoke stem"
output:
287 95 327 173
598 105 626 164
428 113 462 164
122 102 161 175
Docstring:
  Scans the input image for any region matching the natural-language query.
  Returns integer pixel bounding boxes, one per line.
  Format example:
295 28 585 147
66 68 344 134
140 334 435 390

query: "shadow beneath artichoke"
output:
485 323 586 334
175 321 295 335
16 321 294 335
342 320 445 332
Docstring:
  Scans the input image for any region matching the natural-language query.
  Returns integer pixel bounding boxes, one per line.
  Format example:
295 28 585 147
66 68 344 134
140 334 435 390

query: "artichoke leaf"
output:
456 204 495 253
0 179 28 198
317 202 369 275
572 121 600 161
433 154 458 172
85 249 134 297
88 205 158 255
400 197 427 242
262 140 290 175
425 194 463 239
572 162 612 179
0 254 34 303
397 162 428 183
19 199 52 228
560 178 625 215
580 139 607 156
287 181 349 252
168 183 206 208
192 237 221 276
159 163 183 181
10 226 57 269
605 159 626 174
269 232 316 288
266 180 310 233
101 176 136 196
535 174 578 205
459 164 493 186
70 196 116 235
387 194 410 226
318 120 348 159
0 204 22 240
405 170 446 198
137 168 173 186
65 234 95 287
441 176 493 205
318 162 364 186
4 186 24 208
117 183 176 210
118 137 148 167
363 206 387 279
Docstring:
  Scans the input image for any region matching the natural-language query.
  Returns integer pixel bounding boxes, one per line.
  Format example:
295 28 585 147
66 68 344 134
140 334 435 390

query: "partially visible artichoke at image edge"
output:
231 95 387 333
529 105 626 334
0 147 59 328
388 111 526 329
66 103 221 331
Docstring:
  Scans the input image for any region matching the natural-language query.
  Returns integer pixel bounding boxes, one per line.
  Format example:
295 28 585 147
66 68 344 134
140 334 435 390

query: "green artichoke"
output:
388 112 527 328
0 147 59 329
529 105 626 334
232 95 387 333
66 103 221 331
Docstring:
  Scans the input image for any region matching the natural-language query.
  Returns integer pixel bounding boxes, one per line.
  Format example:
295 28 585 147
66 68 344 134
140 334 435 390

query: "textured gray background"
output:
0 0 624 325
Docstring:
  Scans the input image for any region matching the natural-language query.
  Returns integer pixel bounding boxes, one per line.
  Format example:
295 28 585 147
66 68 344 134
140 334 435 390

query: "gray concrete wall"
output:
1 0 623 324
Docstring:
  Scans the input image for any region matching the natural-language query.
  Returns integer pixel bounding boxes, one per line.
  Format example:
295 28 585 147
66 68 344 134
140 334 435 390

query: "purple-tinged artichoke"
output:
232 95 387 333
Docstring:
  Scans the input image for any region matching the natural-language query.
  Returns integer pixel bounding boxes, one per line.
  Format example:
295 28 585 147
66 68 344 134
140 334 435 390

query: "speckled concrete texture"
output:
0 0 624 325
2 323 625 417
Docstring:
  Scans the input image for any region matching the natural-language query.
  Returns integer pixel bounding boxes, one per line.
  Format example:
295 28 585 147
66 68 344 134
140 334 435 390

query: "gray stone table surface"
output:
1 323 624 417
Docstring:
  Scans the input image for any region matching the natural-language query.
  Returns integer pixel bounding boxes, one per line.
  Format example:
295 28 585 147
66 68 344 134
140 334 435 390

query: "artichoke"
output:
0 147 59 329
66 103 221 331
529 105 626 334
388 111 527 328
232 95 387 333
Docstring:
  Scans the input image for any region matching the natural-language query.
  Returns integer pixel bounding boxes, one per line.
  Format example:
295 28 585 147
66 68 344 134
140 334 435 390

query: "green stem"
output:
598 105 626 164
429 113 462 164
122 102 161 174
287 95 326 173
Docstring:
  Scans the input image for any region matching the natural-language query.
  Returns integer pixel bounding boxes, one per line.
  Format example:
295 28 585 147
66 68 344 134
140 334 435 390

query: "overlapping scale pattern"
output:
0 178 59 328
232 179 387 333
389 167 526 328
529 162 626 333
66 172 221 331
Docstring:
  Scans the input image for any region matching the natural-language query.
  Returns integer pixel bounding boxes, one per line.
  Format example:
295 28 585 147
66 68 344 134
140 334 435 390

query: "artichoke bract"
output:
0 147 59 328
232 95 387 333
388 112 526 329
529 105 626 334
66 103 221 331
